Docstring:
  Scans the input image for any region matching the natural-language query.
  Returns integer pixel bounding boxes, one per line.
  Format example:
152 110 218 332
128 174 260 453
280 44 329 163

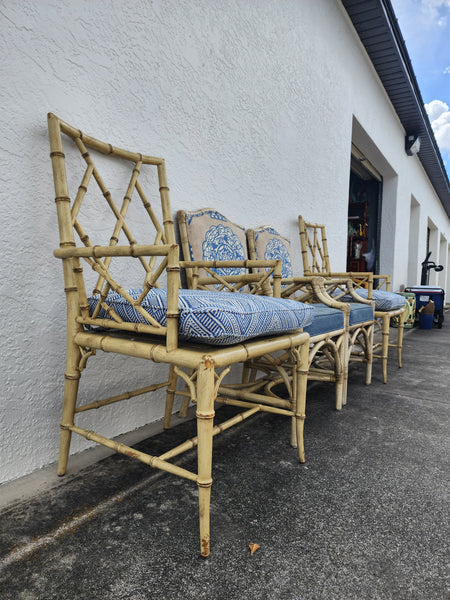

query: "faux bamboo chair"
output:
48 114 312 558
177 209 363 410
246 225 375 400
298 216 406 383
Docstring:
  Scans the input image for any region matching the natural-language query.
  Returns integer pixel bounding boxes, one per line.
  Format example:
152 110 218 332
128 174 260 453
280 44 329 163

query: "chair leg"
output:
294 342 309 463
179 368 195 418
290 415 297 448
241 362 250 384
397 318 404 369
381 315 390 384
57 348 82 476
164 365 177 429
340 333 349 407
365 323 374 385
196 359 215 558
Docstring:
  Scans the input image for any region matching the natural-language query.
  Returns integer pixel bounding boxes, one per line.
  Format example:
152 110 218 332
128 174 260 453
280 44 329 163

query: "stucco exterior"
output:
1 0 449 485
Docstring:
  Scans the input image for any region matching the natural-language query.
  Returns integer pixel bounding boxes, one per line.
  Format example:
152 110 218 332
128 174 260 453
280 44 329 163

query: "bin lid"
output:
406 286 444 293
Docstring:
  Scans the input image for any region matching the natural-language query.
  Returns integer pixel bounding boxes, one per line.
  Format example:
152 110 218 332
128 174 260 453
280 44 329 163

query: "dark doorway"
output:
347 151 382 273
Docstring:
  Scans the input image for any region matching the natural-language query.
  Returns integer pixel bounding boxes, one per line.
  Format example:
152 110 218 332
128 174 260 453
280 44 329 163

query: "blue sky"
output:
390 0 450 176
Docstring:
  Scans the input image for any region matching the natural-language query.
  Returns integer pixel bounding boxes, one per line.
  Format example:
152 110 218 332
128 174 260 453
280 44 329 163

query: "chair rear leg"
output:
164 365 177 429
381 315 390 384
196 359 215 558
397 318 404 369
179 368 195 418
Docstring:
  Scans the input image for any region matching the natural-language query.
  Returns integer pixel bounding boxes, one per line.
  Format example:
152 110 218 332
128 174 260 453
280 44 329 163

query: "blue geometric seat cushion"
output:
303 303 344 337
347 289 406 311
301 302 373 338
88 288 314 345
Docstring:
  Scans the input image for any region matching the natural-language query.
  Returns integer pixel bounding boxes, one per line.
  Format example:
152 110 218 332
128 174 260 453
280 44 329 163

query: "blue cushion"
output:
303 303 344 337
353 289 406 311
349 303 374 325
336 289 406 311
88 288 314 345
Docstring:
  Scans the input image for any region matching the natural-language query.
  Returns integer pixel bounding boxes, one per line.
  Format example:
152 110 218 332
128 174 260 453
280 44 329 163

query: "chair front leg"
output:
366 323 374 385
340 332 349 407
58 344 82 476
196 357 216 558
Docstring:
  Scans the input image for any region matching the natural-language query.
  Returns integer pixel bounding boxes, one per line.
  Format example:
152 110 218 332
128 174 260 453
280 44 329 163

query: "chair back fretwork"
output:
48 113 180 349
298 216 331 275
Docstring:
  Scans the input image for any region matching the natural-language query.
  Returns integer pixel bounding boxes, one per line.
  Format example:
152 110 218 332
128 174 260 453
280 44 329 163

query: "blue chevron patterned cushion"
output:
88 288 314 345
342 289 406 311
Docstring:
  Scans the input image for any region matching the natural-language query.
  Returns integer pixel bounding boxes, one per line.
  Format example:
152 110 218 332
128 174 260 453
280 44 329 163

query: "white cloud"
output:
425 99 450 152
444 65 450 74
421 0 450 26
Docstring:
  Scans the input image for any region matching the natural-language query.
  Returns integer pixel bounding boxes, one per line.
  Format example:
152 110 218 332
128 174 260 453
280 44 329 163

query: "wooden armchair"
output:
298 216 406 383
177 209 370 411
246 225 375 399
48 114 311 558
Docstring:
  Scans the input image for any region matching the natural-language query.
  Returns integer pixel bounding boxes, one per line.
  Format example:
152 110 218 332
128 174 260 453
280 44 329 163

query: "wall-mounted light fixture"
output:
405 134 421 156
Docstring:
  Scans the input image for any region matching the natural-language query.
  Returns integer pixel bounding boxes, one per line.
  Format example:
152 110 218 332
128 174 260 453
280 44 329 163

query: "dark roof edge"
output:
341 0 450 218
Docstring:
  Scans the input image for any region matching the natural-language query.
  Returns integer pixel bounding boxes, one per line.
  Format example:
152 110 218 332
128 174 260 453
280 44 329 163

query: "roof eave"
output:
341 0 450 217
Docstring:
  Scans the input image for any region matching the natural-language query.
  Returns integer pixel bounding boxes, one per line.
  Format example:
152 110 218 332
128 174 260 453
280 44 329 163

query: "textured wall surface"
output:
0 0 448 485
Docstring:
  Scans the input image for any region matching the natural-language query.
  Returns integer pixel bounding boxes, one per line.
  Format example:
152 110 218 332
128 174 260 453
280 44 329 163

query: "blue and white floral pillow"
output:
179 208 248 280
248 226 294 279
202 223 246 277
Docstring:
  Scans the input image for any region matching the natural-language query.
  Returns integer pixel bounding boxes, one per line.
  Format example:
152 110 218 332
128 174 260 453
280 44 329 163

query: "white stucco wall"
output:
1 0 449 486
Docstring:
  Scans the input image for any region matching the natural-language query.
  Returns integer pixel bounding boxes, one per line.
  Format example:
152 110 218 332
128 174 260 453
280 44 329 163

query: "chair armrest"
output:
327 278 374 306
54 244 173 259
277 275 352 311
324 271 391 293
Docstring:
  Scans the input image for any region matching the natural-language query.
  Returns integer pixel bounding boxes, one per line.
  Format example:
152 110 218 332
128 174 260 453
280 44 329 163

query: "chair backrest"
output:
177 208 282 296
298 215 387 292
298 215 331 275
246 223 342 304
48 113 181 351
177 208 248 287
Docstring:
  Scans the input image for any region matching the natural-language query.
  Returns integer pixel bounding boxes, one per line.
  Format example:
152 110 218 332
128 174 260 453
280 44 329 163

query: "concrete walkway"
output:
1 313 449 600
